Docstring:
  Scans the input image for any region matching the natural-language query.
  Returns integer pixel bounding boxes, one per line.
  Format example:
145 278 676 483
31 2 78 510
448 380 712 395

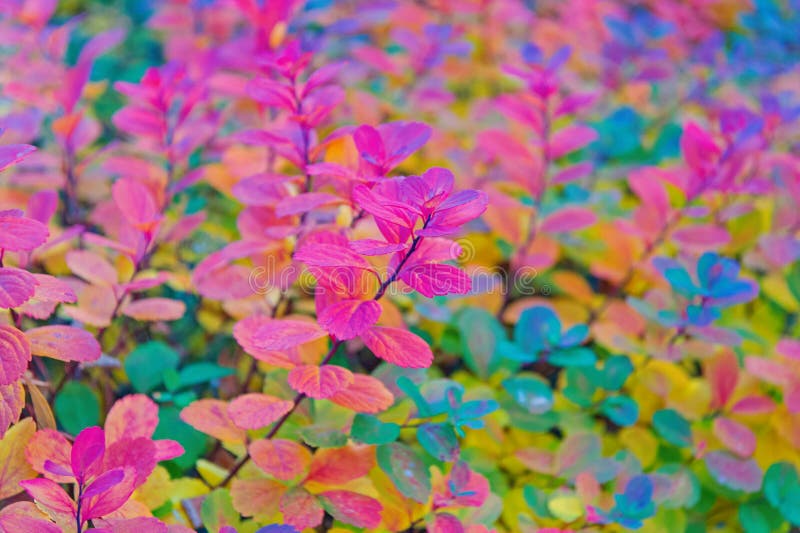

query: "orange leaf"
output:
228 393 294 430
25 428 73 483
230 478 285 517
306 444 375 486
179 400 246 443
287 364 353 399
25 326 101 363
329 374 394 413
250 438 311 481
122 298 186 321
280 487 324 531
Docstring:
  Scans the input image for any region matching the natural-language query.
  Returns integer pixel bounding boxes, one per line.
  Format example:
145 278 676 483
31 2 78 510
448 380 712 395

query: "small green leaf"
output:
124 341 180 393
54 381 99 435
652 409 692 448
600 395 639 427
764 462 800 525
548 347 596 367
351 414 400 445
177 363 235 389
200 489 240 532
397 376 432 417
503 375 553 414
602 355 634 390
417 423 459 461
377 442 431 503
154 406 207 472
298 425 348 448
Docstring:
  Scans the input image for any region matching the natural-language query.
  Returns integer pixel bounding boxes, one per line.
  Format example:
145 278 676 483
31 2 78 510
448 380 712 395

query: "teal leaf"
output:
602 355 634 390
600 395 639 427
652 409 692 448
548 347 596 367
417 423 459 461
124 341 180 393
350 414 400 445
377 442 431 503
503 375 554 414
764 462 800 524
54 381 100 435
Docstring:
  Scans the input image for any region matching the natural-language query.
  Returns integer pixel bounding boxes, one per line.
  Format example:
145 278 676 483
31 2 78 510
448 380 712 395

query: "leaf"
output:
26 326 101 363
0 502 60 533
19 478 75 516
376 442 431 503
540 206 596 233
179 399 246 443
0 267 36 309
26 379 56 430
599 396 639 427
547 347 596 367
280 488 324 531
153 406 206 471
329 374 395 413
250 439 311 481
200 488 241 533
318 299 382 340
0 381 24 437
228 393 294 430
0 211 48 251
0 325 30 386
230 478 285 517
16 274 77 320
398 263 472 297
306 445 375 485
123 342 180 393
246 318 327 350
54 382 99 435
65 250 118 286
25 428 73 483
104 394 158 444
763 462 800 525
294 243 375 271
549 124 597 158
503 375 553 414
70 426 105 483
514 306 560 353
318 490 382 528
652 409 692 448
361 326 434 368
712 417 756 458
297 425 348 448
122 298 186 321
0 143 36 171
547 494 584 522
287 364 353 399
417 423 459 461
174 363 235 390
0 418 36 499
112 178 160 231
704 451 763 493
350 414 400 445
454 308 505 379
672 225 730 247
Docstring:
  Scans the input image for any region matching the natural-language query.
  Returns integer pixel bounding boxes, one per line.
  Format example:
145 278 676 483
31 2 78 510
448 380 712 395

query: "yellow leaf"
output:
763 273 799 312
197 458 228 487
547 494 584 522
0 418 37 499
133 465 172 510
620 426 658 468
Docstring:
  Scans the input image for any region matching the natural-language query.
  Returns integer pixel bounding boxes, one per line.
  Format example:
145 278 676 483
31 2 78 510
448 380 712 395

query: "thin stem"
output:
374 217 429 301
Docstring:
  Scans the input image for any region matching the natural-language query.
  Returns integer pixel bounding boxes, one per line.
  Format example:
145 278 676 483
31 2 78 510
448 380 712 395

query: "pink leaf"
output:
26 429 73 483
318 299 382 340
0 382 24 438
704 451 762 493
0 144 36 172
294 241 376 272
247 318 327 351
25 326 101 363
430 513 465 533
179 399 246 443
552 161 593 184
287 364 353 399
418 190 488 237
275 193 343 217
104 437 156 487
348 239 407 256
227 393 294 430
398 263 471 297
672 225 730 247
681 122 721 175
280 488 324 531
706 351 738 410
121 298 186 321
712 417 756 457
777 339 800 360
351 185 413 227
65 250 117 286
744 356 789 386
250 438 312 481
0 211 49 251
71 426 105 483
730 395 775 415
0 325 31 386
112 178 160 232
0 267 37 309
82 468 124 500
318 491 382 529
361 326 434 368
16 274 77 320
19 479 75 516
81 466 137 520
549 124 597 159
0 502 60 533
540 206 596 233
153 439 183 462
105 394 158 445
629 169 670 219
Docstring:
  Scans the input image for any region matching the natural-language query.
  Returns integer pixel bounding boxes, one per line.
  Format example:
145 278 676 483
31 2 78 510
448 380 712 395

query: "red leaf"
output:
318 491 382 528
25 326 101 363
287 364 353 399
250 438 312 481
0 267 36 309
280 488 324 531
706 351 739 410
230 478 285 517
330 374 395 414
65 250 118 286
318 299 382 340
306 445 375 485
26 428 73 483
179 399 246 443
549 124 597 159
713 417 756 458
398 263 472 297
361 326 433 368
121 298 186 321
0 325 31 386
540 206 596 233
19 478 75 516
228 393 294 430
0 211 49 251
244 318 327 351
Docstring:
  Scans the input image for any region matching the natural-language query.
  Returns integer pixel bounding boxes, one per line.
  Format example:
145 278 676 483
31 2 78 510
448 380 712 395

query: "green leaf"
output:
154 406 207 472
396 376 433 417
523 485 551 518
298 425 348 448
454 308 506 378
176 363 235 389
351 414 400 445
764 462 800 525
602 355 634 390
54 381 99 435
503 375 553 414
417 423 459 461
124 341 180 393
652 409 692 448
548 347 596 367
600 395 639 427
563 367 598 407
738 502 773 533
376 442 431 503
200 489 240 532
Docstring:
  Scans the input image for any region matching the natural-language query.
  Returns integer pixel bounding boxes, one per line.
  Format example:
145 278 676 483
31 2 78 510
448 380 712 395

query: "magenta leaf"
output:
0 267 37 309
361 327 434 368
